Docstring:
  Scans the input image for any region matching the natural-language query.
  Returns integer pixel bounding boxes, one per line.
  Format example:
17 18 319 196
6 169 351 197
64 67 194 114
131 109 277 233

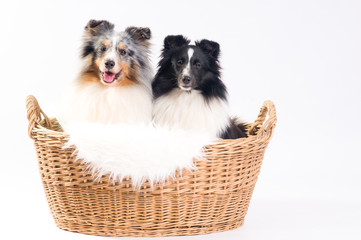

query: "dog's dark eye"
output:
177 59 183 66
194 62 201 69
120 49 127 56
101 46 107 52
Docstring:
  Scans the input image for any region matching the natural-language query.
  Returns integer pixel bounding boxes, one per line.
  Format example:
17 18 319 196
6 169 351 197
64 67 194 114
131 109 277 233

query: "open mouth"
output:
102 71 121 84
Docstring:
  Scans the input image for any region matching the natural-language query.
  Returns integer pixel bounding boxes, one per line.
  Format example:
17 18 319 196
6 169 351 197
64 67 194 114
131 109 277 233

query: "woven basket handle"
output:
248 100 277 136
26 95 52 139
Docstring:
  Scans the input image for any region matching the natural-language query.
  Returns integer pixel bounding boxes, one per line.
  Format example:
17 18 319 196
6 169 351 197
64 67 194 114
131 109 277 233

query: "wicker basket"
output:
26 95 276 237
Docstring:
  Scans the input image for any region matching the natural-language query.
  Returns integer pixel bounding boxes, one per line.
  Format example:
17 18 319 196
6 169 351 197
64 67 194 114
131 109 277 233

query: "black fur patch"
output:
82 43 94 58
197 78 227 101
127 49 134 57
137 58 145 68
220 119 248 139
152 74 178 99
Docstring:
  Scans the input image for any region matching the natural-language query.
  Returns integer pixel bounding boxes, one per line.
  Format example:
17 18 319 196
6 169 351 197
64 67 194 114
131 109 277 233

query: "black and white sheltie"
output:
60 20 153 125
152 35 246 139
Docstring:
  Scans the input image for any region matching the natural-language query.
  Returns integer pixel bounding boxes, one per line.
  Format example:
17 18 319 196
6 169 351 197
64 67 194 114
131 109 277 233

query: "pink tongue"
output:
104 72 116 83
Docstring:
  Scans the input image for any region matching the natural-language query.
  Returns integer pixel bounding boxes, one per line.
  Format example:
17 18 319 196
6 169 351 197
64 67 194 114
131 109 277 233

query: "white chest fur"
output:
59 82 152 125
152 89 230 137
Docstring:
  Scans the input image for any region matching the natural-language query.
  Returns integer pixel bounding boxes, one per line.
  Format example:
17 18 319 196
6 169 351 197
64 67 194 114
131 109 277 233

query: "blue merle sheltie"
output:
152 35 247 139
60 20 153 125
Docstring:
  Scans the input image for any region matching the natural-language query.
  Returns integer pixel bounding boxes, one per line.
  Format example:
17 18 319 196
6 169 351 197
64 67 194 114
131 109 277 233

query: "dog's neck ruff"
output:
59 82 152 125
152 89 230 138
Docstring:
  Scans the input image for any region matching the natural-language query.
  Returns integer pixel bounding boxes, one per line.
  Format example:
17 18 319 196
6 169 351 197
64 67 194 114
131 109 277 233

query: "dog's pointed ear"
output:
81 20 114 59
84 19 114 36
195 39 220 59
164 35 190 50
126 27 151 42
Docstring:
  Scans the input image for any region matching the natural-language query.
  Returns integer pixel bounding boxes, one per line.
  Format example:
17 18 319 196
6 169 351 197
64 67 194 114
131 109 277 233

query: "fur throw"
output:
60 121 215 188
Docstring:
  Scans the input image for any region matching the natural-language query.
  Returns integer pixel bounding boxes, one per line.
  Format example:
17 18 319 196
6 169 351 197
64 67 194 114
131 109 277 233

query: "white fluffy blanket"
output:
60 121 215 188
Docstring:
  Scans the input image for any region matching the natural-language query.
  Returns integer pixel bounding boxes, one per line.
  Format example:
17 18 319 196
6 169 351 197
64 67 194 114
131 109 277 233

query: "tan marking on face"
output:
116 60 139 87
79 62 101 86
103 40 110 47
95 57 104 68
84 55 93 68
119 61 130 77
118 43 125 50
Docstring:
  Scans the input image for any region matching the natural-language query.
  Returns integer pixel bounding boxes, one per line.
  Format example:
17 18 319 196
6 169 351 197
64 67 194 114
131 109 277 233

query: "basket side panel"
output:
42 185 256 237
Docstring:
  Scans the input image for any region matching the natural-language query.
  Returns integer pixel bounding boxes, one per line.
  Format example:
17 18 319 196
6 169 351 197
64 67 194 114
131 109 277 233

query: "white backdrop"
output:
1 0 360 239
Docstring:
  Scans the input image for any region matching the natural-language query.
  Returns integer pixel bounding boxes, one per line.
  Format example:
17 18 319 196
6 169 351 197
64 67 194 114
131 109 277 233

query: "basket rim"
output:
26 95 277 146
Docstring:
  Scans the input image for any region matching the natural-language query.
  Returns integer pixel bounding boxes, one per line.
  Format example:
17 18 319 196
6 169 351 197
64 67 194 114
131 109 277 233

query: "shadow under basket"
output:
26 95 277 237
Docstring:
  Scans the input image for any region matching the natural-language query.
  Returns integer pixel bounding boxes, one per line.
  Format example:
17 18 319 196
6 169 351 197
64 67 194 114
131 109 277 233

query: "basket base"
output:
55 219 244 237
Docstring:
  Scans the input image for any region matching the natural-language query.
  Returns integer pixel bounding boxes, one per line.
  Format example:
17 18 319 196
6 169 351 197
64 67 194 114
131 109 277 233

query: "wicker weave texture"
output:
26 95 276 237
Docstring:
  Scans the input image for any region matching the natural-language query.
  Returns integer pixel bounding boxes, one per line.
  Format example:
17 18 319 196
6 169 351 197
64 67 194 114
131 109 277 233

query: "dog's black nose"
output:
105 60 115 69
182 76 191 84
